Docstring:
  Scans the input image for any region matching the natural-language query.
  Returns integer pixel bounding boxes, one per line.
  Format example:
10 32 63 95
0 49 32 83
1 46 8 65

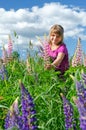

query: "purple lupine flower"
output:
81 73 86 84
15 115 23 129
76 81 84 95
73 96 86 130
4 82 38 130
4 97 19 129
20 82 38 130
60 93 76 130
73 72 86 130
0 64 8 80
76 80 86 107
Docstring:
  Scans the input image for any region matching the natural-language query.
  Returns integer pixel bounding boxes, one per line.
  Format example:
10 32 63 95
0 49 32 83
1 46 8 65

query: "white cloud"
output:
0 2 86 57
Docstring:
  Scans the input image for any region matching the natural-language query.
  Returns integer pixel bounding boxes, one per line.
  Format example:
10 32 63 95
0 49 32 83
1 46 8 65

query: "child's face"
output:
50 33 62 45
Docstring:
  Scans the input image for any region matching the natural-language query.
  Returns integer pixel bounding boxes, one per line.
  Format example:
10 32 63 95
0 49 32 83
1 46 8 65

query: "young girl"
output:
45 24 69 75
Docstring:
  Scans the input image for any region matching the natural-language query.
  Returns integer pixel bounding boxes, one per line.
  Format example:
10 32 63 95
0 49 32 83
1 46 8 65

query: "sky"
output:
0 0 86 60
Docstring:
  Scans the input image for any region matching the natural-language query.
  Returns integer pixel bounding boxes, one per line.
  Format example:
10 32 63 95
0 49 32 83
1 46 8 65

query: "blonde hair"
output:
49 24 64 43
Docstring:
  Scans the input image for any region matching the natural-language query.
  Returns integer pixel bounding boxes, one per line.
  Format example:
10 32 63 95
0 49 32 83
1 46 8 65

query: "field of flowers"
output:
0 36 86 130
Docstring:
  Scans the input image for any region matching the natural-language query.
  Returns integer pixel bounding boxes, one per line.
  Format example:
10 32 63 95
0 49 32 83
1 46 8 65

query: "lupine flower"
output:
73 96 86 130
60 93 76 130
36 35 50 67
83 53 86 67
4 82 38 130
4 97 19 130
72 37 83 67
76 74 86 105
76 81 84 95
72 72 86 130
42 41 50 67
2 46 8 63
81 72 86 84
0 64 8 80
7 35 13 57
20 82 37 130
26 56 32 75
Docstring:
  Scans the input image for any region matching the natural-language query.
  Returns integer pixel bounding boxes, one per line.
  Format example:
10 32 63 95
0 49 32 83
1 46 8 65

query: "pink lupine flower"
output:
7 35 13 57
83 53 86 67
72 37 83 67
36 35 50 68
42 41 50 66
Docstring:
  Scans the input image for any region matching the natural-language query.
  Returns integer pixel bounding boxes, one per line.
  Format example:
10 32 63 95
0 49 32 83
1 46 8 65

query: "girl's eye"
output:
51 35 60 38
51 34 55 37
56 35 60 38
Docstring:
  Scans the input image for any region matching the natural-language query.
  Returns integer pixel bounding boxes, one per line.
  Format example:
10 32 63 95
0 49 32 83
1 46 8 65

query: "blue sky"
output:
0 0 86 59
0 0 85 10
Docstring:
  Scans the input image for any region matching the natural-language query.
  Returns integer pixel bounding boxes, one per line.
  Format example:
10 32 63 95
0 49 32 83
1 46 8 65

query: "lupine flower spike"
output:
72 72 86 130
72 37 83 67
36 36 44 57
83 53 86 67
42 41 50 68
60 93 76 130
26 56 32 75
36 35 50 68
81 72 86 85
4 97 19 130
5 82 38 130
0 64 8 80
73 96 86 130
20 82 38 130
7 35 13 57
2 45 7 63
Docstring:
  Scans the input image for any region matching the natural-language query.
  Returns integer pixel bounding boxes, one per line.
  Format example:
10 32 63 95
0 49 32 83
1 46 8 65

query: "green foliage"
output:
12 51 20 60
0 55 85 130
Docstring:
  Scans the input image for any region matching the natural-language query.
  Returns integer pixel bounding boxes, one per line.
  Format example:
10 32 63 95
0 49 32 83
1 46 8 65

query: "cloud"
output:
0 2 86 58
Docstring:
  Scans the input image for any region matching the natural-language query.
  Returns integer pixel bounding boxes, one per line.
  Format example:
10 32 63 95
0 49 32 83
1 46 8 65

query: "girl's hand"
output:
44 64 52 70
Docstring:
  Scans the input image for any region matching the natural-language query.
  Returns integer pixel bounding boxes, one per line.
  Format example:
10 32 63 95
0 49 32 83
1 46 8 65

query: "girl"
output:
45 24 69 75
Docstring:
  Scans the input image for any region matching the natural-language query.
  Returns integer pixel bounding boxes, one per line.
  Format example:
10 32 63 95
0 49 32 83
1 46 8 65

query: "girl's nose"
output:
53 36 57 39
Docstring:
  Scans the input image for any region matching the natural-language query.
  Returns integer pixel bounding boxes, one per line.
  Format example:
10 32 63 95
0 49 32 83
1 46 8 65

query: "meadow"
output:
0 36 86 130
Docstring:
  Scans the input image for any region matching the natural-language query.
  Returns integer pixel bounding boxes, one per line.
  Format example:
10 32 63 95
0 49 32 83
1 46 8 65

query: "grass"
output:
0 56 86 130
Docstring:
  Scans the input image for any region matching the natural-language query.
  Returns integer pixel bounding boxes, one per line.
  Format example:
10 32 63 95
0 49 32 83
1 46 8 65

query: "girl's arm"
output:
52 52 65 67
45 52 65 70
